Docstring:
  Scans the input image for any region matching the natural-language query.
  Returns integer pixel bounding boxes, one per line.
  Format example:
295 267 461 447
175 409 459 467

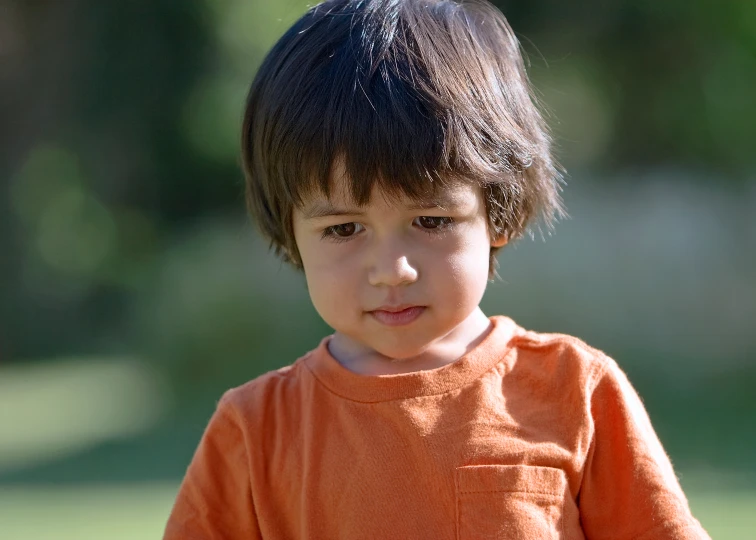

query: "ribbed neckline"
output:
302 315 519 403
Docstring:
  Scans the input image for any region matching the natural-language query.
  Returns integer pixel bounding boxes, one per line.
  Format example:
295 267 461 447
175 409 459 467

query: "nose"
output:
368 251 419 287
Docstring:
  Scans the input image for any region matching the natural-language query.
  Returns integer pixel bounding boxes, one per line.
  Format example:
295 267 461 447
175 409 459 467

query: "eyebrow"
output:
302 202 365 220
302 195 466 220
406 195 463 211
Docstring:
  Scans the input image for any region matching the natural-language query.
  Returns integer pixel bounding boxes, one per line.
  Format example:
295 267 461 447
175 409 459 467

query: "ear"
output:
491 234 508 248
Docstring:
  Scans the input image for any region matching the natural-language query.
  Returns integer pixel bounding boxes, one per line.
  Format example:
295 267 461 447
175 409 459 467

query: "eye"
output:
414 216 453 230
331 223 357 236
321 222 363 241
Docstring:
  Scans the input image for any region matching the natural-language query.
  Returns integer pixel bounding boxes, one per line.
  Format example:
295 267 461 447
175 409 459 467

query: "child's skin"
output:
293 162 507 376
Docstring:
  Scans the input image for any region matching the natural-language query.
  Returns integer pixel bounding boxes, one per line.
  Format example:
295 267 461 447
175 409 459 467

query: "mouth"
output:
369 305 425 326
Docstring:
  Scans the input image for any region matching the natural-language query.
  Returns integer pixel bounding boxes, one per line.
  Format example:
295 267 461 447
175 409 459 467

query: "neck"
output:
328 307 493 376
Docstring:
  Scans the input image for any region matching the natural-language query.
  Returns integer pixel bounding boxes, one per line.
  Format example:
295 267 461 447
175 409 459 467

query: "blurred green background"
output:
1 0 755 538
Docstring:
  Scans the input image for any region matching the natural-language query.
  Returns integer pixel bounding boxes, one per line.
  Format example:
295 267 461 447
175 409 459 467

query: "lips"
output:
369 305 425 326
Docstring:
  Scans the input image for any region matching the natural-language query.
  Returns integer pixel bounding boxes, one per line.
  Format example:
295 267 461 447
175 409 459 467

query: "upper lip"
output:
370 304 421 313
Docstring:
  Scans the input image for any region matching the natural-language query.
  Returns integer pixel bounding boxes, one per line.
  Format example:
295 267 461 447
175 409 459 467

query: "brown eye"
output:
416 216 450 229
321 222 364 242
332 223 357 237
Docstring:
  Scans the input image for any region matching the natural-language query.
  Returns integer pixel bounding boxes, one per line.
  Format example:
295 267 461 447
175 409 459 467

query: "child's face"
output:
292 169 504 362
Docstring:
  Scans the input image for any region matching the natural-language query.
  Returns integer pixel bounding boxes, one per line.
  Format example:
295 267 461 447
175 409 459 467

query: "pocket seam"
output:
457 489 561 496
456 464 566 495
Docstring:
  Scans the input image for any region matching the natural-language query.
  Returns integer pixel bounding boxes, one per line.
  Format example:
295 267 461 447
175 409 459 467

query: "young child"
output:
164 0 710 538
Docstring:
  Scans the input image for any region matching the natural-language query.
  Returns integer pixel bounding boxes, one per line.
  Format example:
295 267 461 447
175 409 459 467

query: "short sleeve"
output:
163 394 262 540
578 359 710 540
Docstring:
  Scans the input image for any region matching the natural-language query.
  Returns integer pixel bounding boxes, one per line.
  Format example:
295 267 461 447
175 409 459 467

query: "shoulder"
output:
504 321 615 391
215 350 315 426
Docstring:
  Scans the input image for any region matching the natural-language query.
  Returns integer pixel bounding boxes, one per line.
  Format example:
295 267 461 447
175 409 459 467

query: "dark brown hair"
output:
242 0 564 274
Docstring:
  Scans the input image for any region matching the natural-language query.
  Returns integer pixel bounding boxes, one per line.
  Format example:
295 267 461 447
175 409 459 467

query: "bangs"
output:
246 0 543 206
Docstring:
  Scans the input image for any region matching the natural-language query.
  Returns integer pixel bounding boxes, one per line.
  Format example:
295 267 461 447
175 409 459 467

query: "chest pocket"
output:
455 464 567 540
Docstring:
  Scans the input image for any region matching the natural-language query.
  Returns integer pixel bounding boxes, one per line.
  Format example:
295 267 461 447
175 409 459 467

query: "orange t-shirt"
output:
164 316 709 539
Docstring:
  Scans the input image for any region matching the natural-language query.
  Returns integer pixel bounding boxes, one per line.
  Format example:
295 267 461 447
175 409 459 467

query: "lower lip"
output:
370 306 425 327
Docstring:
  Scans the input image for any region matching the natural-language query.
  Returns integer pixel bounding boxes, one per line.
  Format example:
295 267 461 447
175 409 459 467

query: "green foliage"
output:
131 217 328 399
3 0 755 358
1 0 754 496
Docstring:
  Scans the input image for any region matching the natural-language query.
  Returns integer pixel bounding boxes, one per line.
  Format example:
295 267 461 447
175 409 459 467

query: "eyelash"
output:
321 217 455 243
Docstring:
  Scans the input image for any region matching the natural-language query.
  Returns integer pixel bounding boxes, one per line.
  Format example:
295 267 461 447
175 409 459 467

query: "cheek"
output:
436 230 491 291
447 222 491 262
302 252 359 318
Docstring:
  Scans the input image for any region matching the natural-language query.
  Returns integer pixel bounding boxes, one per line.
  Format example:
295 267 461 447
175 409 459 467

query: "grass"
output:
688 491 756 538
0 481 753 539
0 483 178 540
2 357 754 538
0 356 166 474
